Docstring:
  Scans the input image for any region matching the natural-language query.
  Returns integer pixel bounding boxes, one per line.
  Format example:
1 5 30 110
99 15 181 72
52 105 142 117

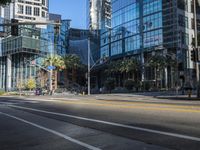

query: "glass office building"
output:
101 0 163 58
100 0 200 88
0 23 61 91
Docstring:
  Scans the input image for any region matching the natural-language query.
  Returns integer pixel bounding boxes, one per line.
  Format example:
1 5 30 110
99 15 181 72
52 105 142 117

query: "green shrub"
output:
0 91 5 96
104 78 115 93
124 80 135 91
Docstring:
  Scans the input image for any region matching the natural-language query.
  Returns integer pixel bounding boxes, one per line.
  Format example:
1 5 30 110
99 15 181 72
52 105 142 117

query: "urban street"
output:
0 95 200 150
1 0 200 149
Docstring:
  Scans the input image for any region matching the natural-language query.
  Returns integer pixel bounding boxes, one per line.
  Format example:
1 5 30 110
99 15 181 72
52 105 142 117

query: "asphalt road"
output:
0 96 200 150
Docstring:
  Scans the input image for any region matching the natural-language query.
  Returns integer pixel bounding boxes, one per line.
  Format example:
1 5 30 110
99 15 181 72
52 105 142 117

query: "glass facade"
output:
0 23 62 90
101 0 163 58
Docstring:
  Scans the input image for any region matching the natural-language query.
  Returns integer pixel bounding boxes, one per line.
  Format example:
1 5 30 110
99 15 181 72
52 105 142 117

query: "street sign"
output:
47 66 56 70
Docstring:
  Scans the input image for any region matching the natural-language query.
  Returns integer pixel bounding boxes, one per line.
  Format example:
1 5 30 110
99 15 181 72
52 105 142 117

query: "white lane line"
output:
24 98 80 102
50 98 80 101
10 105 200 142
25 98 57 102
0 102 18 105
0 111 101 150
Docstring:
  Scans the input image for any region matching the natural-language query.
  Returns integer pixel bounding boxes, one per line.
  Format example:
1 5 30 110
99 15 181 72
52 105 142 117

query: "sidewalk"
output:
2 91 200 104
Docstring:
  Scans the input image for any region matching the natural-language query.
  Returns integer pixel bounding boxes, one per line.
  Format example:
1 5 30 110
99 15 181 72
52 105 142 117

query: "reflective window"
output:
112 2 139 28
143 29 163 48
111 40 122 56
143 12 162 31
178 15 189 28
101 45 109 58
143 0 162 15
125 35 140 52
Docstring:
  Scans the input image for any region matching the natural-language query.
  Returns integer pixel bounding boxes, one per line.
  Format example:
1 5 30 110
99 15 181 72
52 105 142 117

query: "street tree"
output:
148 55 167 89
43 55 65 71
105 60 121 75
26 78 36 91
43 55 65 90
105 58 140 87
119 58 140 81
104 77 115 93
63 54 82 83
16 80 24 96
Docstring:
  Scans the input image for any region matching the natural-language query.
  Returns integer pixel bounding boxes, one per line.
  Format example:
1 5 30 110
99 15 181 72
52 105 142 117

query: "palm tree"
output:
0 0 11 5
148 55 167 89
119 58 139 81
105 58 140 87
43 55 65 90
105 60 121 76
63 54 82 83
43 55 65 71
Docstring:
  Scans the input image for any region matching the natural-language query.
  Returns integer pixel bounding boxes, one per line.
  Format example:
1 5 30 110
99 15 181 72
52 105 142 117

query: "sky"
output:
49 0 86 29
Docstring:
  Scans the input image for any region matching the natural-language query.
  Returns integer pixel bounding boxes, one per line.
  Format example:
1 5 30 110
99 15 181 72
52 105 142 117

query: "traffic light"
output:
191 50 196 62
11 19 19 36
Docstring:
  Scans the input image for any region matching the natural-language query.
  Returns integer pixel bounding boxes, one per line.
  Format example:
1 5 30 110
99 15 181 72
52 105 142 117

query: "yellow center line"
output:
58 98 200 109
53 99 200 113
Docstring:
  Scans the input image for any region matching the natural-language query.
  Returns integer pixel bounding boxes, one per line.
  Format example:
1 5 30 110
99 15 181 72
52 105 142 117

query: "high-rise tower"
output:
87 0 111 30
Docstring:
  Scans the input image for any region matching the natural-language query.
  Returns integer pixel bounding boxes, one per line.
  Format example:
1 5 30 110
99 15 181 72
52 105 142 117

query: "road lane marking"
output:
10 105 200 142
0 111 101 150
50 98 80 101
40 100 200 113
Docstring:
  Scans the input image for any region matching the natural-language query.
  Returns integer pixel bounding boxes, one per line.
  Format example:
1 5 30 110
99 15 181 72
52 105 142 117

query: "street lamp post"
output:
88 36 91 95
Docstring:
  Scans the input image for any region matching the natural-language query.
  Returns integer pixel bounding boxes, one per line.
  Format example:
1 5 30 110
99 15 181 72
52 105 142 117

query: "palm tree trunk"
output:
64 69 69 86
72 69 76 83
155 67 157 89
132 72 135 81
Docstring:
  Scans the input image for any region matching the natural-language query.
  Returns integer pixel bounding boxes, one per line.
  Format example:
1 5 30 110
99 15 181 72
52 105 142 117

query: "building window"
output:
181 32 189 45
143 12 162 31
143 0 162 16
178 15 188 28
18 5 24 14
125 35 140 52
42 11 45 18
111 40 122 56
143 29 163 48
25 6 32 15
34 7 40 16
42 0 45 5
18 0 24 3
101 45 109 58
177 0 188 11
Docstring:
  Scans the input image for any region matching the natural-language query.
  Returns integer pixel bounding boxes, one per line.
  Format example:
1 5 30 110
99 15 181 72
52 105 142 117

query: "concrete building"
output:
13 0 48 22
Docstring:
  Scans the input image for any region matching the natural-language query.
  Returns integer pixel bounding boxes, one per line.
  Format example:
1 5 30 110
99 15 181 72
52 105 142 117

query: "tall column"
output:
165 67 168 89
6 55 12 91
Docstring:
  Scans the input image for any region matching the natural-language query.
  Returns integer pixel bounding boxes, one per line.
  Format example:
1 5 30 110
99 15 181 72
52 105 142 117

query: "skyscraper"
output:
87 0 111 30
98 0 200 90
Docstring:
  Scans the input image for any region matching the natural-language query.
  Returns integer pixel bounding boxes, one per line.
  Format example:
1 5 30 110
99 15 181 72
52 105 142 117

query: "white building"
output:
14 0 48 22
0 0 49 22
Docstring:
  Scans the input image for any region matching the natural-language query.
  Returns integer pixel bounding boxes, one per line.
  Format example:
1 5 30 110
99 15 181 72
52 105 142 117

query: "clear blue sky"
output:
49 0 86 29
